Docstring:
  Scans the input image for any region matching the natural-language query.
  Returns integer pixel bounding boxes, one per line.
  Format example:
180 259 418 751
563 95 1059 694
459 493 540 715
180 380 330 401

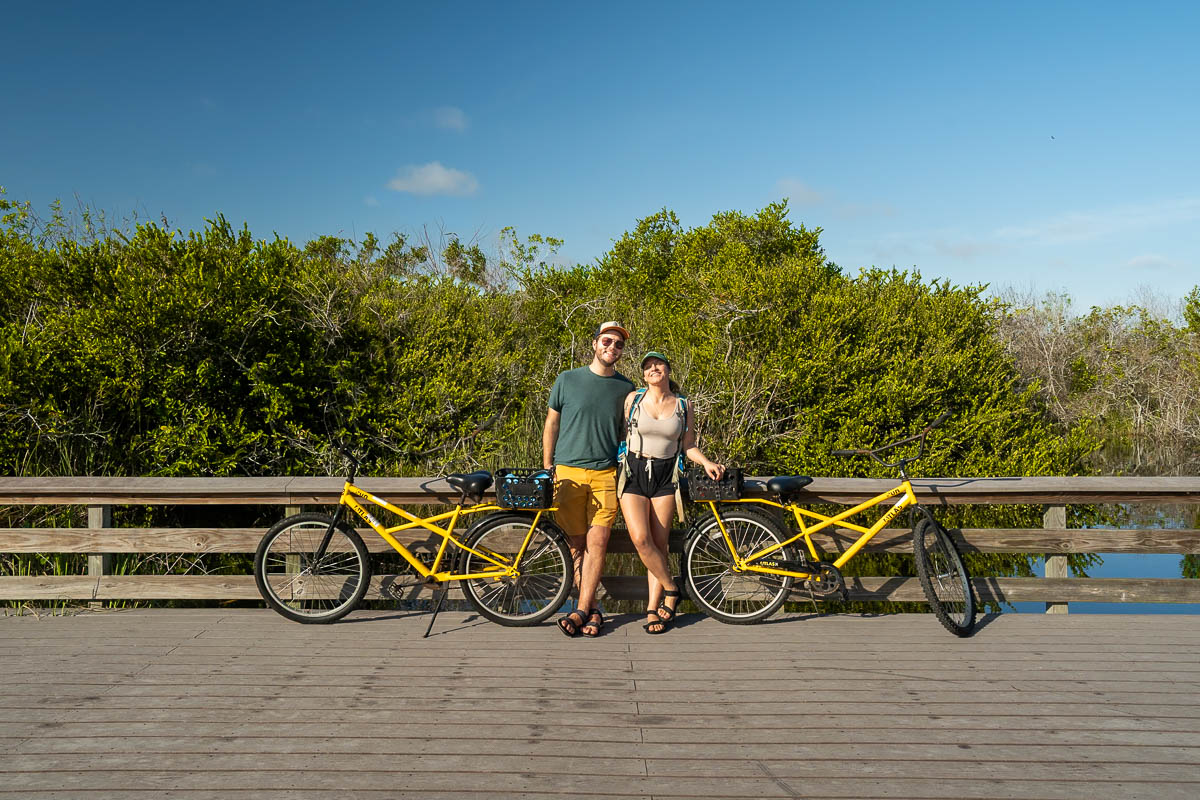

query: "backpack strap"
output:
626 387 648 427
627 388 648 457
674 396 689 470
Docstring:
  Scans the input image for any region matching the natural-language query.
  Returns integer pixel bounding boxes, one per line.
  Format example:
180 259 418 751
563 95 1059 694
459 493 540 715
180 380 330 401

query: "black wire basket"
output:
684 467 744 501
495 468 555 510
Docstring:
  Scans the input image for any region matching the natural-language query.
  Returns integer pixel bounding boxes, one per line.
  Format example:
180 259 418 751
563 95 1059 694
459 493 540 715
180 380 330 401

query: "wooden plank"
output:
5 751 1200 782
10 730 1200 754
5 525 1200 554
1 573 1198 603
36 523 1200 555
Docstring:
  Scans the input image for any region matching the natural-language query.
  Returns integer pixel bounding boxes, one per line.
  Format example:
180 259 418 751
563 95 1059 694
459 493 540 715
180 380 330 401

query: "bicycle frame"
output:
336 481 555 583
705 480 919 579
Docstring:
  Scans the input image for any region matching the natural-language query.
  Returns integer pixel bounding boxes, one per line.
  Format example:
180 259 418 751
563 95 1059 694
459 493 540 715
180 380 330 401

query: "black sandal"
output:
643 611 667 635
654 588 682 629
580 609 605 637
557 609 586 637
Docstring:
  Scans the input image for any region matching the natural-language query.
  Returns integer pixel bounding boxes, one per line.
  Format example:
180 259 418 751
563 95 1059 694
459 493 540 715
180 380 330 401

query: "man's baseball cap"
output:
640 351 670 368
594 321 629 340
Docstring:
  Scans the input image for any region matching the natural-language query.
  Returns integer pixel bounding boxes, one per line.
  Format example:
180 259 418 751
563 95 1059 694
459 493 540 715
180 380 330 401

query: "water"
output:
1008 553 1200 614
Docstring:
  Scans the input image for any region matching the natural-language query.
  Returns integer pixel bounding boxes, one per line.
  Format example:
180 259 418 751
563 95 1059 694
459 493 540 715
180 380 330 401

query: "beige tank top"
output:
630 399 686 458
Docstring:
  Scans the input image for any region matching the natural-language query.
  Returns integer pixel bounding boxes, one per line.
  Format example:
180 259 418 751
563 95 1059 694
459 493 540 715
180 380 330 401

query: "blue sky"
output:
4 1 1198 310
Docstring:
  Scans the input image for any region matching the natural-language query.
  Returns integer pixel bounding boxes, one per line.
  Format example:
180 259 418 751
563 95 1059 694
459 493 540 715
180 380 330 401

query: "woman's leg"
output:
621 490 677 632
647 494 679 616
621 492 676 590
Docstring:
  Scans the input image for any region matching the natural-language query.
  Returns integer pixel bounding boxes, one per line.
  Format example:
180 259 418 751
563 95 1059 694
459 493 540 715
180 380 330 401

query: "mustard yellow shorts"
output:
553 464 619 538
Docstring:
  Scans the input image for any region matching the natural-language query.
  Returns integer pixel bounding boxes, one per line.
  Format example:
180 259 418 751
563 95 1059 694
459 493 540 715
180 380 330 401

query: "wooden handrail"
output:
1 475 1199 505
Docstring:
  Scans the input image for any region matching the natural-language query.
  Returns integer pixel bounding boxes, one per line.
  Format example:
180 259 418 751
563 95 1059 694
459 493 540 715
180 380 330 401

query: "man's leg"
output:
576 524 612 614
553 466 587 597
577 466 618 633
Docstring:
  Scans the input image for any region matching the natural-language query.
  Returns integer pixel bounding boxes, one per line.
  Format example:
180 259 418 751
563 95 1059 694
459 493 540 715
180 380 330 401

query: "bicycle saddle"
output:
447 471 494 497
766 475 814 495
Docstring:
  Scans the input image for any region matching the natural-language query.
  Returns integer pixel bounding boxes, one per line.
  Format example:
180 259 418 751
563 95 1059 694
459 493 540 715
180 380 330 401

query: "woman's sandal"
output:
557 609 587 637
652 588 682 632
580 609 605 637
643 611 668 635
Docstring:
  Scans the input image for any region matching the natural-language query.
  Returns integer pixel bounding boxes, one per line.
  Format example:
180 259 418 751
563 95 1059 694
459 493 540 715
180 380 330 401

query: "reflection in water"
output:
1008 503 1200 615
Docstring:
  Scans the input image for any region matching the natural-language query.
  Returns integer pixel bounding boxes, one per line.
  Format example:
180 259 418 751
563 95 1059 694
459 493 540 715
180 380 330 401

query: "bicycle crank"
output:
804 562 847 600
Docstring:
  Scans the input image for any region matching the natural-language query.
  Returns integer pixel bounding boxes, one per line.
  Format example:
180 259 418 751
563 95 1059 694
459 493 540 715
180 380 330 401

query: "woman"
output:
619 351 724 634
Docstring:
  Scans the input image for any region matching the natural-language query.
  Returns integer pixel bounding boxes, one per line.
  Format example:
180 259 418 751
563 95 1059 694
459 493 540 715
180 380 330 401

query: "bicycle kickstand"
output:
805 584 821 617
423 583 449 639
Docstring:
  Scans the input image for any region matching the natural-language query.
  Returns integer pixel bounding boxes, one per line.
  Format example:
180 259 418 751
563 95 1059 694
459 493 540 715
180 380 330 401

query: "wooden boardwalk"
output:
1 609 1199 799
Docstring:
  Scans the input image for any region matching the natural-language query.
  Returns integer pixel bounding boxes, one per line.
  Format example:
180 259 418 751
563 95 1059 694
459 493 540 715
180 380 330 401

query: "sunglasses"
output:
598 336 625 349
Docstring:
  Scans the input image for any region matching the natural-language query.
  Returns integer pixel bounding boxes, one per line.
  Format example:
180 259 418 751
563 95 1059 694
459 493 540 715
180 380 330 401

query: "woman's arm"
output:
681 403 724 479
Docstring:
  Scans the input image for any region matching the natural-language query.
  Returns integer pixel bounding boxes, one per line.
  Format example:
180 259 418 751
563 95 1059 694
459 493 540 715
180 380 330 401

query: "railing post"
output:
1043 505 1068 614
284 506 301 577
87 505 112 610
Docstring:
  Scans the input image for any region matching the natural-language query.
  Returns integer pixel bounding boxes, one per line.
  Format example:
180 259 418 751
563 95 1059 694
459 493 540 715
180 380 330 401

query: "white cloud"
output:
364 195 379 207
387 162 479 196
932 237 1006 261
432 106 468 131
996 197 1200 245
774 178 823 205
1126 254 1173 270
834 201 898 220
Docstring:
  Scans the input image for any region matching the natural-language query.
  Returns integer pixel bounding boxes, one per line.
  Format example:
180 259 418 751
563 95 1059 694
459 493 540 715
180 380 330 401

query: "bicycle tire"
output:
254 512 372 624
460 513 573 626
683 506 795 624
913 516 976 637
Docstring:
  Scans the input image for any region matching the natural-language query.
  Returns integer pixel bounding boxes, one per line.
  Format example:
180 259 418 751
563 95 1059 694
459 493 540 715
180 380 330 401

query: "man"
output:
543 321 634 637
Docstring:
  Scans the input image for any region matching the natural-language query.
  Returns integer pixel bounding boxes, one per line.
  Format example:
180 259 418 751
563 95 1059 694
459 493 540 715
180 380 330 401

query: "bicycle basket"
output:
495 468 554 510
685 468 743 501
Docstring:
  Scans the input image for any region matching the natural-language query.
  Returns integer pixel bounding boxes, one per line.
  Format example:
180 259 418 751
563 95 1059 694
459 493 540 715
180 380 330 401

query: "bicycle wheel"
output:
254 512 372 624
913 516 976 637
683 506 795 624
460 513 573 626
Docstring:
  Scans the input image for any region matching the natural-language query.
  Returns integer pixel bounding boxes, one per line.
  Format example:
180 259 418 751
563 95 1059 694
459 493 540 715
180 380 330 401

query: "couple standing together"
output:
542 321 725 637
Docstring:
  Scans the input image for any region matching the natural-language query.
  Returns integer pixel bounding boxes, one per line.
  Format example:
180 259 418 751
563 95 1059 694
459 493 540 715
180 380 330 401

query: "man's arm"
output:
542 408 561 469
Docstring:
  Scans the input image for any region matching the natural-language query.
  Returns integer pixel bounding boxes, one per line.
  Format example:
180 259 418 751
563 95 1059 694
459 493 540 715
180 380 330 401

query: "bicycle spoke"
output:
460 517 573 625
685 510 794 623
255 516 370 622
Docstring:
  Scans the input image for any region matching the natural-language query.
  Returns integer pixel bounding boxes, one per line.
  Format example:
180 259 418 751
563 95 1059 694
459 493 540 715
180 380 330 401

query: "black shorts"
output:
623 454 677 499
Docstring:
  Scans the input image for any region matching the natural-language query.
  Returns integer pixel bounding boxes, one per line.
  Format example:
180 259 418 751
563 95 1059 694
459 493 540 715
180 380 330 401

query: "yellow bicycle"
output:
254 454 573 630
682 410 976 636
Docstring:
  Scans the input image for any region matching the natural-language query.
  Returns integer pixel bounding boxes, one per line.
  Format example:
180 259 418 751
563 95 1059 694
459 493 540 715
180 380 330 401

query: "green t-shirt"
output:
548 366 635 469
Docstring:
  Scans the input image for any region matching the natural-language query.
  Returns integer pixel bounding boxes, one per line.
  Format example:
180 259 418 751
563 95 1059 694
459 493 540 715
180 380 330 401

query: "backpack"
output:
617 388 689 484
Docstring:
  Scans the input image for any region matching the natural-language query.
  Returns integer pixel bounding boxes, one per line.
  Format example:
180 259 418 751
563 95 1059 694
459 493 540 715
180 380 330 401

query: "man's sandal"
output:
580 609 605 637
557 609 587 637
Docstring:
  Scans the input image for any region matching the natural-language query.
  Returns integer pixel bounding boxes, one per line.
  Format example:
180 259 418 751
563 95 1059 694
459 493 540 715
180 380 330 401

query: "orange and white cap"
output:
594 321 629 340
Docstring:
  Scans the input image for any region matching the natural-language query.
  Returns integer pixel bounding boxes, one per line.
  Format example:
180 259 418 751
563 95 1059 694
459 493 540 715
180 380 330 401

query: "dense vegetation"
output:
3 189 1197 592
0 195 1096 483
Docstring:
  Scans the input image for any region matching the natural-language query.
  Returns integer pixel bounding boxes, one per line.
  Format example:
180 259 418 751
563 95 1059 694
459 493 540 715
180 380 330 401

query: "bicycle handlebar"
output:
830 409 953 471
338 448 364 483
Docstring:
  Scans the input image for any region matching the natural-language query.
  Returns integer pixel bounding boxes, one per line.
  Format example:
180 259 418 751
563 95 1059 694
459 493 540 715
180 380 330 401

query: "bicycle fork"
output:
312 505 347 566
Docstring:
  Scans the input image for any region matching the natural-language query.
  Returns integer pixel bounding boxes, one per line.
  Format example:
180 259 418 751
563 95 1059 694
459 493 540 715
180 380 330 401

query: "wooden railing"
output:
2 476 1198 612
